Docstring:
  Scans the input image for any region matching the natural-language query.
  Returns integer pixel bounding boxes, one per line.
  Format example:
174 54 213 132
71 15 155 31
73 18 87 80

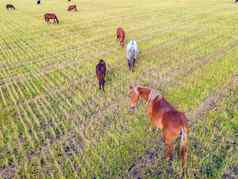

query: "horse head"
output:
128 85 140 112
99 59 105 64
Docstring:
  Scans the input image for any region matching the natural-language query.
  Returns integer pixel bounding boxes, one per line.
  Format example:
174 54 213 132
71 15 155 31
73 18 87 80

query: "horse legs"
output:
102 79 105 91
165 142 174 161
128 59 135 72
120 40 124 47
128 60 132 71
98 79 105 91
163 130 175 161
121 41 123 47
163 134 175 176
98 80 101 90
132 58 136 70
45 17 49 24
116 34 119 40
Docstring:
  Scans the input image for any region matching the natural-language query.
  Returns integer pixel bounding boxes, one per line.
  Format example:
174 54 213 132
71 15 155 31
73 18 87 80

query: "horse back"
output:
162 111 188 129
6 4 15 9
151 98 188 130
153 97 176 112
68 5 76 11
117 28 125 38
127 40 138 50
96 63 106 79
45 13 56 17
127 41 138 59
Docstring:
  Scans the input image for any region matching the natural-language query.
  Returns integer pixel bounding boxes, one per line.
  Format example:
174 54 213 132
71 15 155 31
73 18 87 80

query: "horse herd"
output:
96 27 139 91
97 28 188 176
5 1 189 175
90 27 188 175
6 1 77 24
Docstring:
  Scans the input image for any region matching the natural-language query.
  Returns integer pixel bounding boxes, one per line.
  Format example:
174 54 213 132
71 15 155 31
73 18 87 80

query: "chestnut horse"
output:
68 5 77 11
6 4 15 10
128 85 189 172
44 13 59 24
116 27 125 47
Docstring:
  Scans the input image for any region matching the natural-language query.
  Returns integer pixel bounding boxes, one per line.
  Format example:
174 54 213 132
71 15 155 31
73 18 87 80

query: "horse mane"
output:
134 85 162 103
147 88 162 103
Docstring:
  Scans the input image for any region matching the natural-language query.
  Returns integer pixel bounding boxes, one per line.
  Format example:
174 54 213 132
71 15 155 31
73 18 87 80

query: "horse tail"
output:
179 126 188 171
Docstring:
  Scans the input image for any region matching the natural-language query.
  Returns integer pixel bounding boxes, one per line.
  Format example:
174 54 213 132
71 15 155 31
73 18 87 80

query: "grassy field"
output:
0 0 237 178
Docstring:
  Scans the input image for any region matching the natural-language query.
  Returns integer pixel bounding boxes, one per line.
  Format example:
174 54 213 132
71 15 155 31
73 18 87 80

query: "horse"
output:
128 85 189 174
126 40 139 71
96 60 107 91
44 13 59 24
67 5 77 11
116 27 125 47
6 4 15 10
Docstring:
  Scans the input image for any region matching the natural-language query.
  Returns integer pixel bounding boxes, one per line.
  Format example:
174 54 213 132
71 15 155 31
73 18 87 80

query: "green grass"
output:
0 0 237 178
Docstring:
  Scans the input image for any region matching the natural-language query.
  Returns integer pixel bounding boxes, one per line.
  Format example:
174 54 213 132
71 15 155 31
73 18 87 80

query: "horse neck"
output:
137 87 151 101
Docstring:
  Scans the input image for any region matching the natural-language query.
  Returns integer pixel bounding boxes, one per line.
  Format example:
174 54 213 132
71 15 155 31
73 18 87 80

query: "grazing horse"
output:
67 5 77 11
6 4 15 10
116 27 125 47
96 60 107 91
128 85 189 173
126 40 139 71
44 13 59 24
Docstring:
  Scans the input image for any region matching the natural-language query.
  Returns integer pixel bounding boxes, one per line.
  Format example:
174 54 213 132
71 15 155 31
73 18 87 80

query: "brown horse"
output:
128 85 189 172
44 13 59 24
68 5 77 11
96 60 107 91
6 4 15 10
116 27 125 47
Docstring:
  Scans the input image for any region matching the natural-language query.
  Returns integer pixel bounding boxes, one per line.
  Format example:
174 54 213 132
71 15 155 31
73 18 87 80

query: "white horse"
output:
126 40 139 71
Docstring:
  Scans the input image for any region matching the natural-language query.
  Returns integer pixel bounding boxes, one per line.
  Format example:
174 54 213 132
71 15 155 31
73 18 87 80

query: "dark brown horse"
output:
128 85 189 173
96 60 107 91
44 13 59 24
116 27 125 47
6 4 15 10
68 5 77 11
